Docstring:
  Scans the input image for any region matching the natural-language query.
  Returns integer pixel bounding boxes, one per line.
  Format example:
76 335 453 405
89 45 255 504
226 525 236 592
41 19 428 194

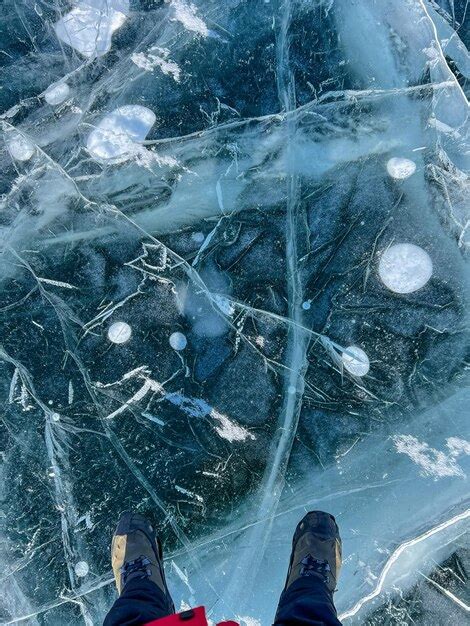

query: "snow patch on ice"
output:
386 157 416 179
169 0 209 37
393 435 470 479
132 46 181 82
211 409 256 442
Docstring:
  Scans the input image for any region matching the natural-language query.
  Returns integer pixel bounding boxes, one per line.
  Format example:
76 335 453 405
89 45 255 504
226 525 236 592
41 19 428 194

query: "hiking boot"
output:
283 511 342 593
111 511 174 609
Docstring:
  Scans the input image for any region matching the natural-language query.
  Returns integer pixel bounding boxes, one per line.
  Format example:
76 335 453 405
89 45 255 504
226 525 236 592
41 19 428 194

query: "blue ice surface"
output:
0 0 469 624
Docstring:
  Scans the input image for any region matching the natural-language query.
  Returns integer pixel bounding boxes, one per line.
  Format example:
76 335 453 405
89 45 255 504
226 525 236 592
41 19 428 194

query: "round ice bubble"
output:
169 331 187 351
8 135 34 161
302 300 311 310
44 82 70 105
378 243 432 294
108 321 132 344
386 157 416 179
192 232 205 243
74 561 89 577
341 346 370 377
87 105 156 163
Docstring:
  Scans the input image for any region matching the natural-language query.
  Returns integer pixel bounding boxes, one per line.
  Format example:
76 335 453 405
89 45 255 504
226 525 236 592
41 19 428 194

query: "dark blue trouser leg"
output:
273 576 342 626
103 577 174 626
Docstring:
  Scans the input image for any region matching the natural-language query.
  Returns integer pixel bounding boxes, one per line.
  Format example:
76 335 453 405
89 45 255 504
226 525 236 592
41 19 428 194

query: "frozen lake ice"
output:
0 0 469 624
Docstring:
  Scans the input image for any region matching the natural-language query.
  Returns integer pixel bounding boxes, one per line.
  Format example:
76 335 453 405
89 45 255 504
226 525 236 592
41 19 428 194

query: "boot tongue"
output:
120 556 152 587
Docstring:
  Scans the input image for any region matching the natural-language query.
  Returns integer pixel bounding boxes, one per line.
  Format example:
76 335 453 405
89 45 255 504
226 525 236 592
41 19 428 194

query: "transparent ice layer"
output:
0 0 469 624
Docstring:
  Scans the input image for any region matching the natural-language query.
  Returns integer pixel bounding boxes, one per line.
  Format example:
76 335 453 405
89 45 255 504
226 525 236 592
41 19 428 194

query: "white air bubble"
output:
213 295 235 316
108 321 132 344
44 83 70 105
378 243 433 294
302 301 311 310
8 135 35 161
74 561 89 577
87 105 156 163
341 346 370 377
192 232 205 243
170 331 187 351
386 157 416 179
51 412 61 422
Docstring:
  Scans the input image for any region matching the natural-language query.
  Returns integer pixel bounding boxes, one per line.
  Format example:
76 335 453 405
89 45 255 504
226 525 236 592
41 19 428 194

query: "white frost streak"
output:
38 277 78 289
132 47 181 82
97 368 254 442
175 484 204 502
169 0 209 36
9 368 19 403
393 434 470 479
211 410 255 443
104 378 163 419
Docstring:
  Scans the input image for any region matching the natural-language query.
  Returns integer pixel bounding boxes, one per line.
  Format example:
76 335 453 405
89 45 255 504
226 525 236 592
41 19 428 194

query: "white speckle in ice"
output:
87 105 156 163
386 157 416 179
44 82 70 105
378 243 433 294
131 46 181 82
54 0 129 58
254 335 265 348
51 412 61 422
288 385 296 394
170 331 187 351
169 0 209 36
108 321 132 344
192 231 205 243
74 561 89 577
237 617 261 626
341 346 370 377
7 135 35 161
302 300 311 310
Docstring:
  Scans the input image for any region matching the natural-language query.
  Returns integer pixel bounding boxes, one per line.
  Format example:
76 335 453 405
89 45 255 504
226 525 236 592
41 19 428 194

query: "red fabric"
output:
143 606 239 626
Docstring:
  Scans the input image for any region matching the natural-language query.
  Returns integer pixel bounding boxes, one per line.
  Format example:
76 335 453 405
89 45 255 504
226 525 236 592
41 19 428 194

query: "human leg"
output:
103 511 175 626
273 511 342 626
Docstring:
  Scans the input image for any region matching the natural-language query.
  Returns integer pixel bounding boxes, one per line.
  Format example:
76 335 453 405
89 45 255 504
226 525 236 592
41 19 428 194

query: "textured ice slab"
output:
44 82 71 106
0 0 469 624
87 105 156 162
7 134 35 161
54 0 129 58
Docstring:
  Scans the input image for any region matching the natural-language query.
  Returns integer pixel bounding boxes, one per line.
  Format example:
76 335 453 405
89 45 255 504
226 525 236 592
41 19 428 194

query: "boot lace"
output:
299 554 331 584
120 556 152 586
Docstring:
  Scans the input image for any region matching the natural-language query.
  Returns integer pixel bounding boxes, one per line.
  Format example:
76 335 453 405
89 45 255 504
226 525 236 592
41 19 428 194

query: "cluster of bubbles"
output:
340 157 432 378
107 321 187 352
